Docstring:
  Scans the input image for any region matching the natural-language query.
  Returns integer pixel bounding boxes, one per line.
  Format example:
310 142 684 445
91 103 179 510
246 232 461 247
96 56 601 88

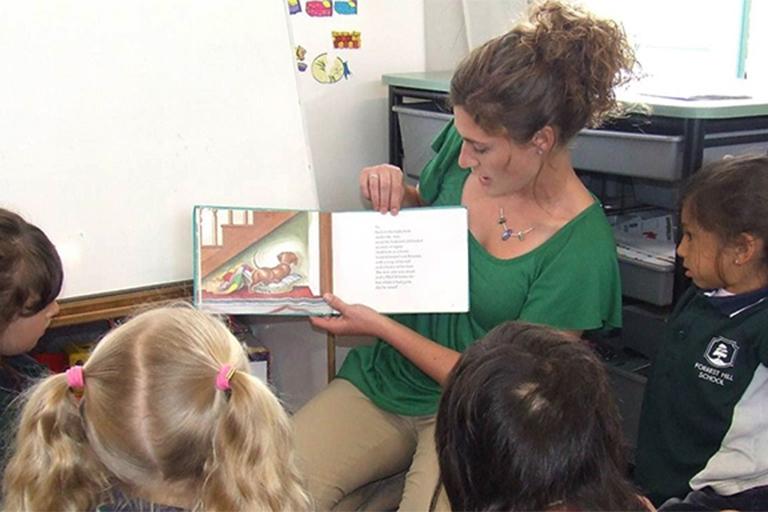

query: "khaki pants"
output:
293 379 448 511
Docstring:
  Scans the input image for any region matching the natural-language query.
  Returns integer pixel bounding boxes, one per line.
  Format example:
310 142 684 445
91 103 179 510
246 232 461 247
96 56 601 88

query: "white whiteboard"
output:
0 1 318 299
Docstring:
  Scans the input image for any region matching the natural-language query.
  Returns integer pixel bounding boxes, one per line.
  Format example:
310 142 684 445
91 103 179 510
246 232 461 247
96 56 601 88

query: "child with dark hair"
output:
0 207 62 463
636 154 768 511
435 321 650 511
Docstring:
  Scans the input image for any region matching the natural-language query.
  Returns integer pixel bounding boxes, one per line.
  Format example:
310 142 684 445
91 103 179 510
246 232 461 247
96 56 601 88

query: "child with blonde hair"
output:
2 305 310 512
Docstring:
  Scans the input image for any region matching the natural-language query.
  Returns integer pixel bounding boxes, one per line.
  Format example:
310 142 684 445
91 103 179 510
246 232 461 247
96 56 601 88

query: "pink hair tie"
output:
66 365 85 390
215 364 236 391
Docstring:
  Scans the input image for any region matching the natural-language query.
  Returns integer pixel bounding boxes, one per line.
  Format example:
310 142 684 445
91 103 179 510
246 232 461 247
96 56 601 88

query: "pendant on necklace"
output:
498 208 535 242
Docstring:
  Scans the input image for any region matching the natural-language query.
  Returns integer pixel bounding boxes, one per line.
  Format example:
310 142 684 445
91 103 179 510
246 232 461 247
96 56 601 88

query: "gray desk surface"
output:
383 71 768 120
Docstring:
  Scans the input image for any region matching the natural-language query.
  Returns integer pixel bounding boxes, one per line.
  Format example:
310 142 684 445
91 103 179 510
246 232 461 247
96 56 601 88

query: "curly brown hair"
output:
450 0 637 145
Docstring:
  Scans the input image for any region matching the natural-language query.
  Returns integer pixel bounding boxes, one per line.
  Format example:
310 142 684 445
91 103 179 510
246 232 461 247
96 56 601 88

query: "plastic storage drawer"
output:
393 104 452 180
615 233 676 307
571 129 685 181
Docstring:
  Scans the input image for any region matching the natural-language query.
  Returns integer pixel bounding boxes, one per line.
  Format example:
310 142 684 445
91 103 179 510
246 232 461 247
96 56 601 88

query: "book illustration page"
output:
197 207 329 315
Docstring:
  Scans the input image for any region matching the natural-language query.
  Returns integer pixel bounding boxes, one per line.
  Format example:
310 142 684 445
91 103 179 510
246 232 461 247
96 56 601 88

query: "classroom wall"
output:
461 0 527 50
292 1 427 211
424 0 469 72
424 0 528 72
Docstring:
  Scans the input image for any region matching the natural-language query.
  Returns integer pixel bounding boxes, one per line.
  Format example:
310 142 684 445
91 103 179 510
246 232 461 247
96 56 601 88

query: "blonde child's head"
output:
0 208 62 355
678 154 768 293
2 304 310 512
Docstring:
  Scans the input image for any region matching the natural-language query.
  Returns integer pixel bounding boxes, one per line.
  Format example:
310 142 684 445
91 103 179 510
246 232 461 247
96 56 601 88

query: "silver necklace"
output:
498 208 535 241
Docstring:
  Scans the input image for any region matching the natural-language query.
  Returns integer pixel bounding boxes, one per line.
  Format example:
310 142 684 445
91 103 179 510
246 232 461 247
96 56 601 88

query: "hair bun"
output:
450 0 637 143
529 1 637 131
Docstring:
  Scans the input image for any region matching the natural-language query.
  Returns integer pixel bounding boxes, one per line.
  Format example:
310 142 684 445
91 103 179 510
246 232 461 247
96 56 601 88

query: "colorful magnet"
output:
334 0 358 15
295 45 308 72
311 53 350 84
287 0 302 14
332 31 361 49
306 0 332 17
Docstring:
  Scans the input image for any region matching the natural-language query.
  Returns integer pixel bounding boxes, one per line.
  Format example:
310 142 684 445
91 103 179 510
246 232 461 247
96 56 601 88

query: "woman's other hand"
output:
309 293 389 338
360 164 406 214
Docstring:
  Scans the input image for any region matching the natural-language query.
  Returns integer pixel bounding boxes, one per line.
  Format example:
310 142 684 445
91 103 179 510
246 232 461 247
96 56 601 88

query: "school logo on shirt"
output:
704 336 739 369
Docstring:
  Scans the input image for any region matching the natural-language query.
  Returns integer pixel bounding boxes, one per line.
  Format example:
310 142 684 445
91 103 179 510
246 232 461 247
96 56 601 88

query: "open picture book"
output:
193 205 469 315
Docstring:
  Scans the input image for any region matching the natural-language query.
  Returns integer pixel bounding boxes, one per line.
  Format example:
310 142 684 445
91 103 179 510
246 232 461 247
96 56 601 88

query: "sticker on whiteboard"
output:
311 53 350 84
306 0 332 17
295 45 308 72
334 0 358 15
332 31 361 49
287 0 302 15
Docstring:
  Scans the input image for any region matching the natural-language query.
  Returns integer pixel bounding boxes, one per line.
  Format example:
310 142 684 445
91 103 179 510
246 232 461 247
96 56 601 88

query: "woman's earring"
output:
536 148 543 156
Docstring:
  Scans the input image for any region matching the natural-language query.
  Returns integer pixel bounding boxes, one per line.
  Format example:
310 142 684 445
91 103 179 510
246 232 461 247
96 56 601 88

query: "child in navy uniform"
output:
0 208 62 465
635 154 768 510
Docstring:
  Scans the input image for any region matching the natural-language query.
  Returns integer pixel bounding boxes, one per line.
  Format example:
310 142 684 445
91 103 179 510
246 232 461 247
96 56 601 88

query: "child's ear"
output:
733 232 763 266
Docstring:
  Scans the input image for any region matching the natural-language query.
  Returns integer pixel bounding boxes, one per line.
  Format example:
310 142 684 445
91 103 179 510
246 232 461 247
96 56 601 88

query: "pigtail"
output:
201 371 311 512
2 373 108 512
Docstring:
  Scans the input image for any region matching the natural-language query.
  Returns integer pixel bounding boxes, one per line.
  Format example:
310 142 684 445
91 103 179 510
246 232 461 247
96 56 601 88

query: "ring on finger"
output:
369 174 380 180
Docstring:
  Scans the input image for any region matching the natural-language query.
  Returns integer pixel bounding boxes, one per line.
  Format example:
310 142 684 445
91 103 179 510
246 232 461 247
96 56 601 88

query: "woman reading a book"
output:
296 1 636 510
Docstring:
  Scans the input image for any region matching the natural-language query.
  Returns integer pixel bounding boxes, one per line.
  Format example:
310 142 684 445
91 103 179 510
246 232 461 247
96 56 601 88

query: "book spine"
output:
319 212 333 295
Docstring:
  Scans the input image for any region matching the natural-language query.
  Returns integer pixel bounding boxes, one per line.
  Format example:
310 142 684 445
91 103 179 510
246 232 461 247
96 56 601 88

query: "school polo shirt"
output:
635 286 768 505
336 122 622 417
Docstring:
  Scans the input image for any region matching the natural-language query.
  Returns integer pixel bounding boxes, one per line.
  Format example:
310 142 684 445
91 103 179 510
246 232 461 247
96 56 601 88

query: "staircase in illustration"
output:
201 211 297 278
